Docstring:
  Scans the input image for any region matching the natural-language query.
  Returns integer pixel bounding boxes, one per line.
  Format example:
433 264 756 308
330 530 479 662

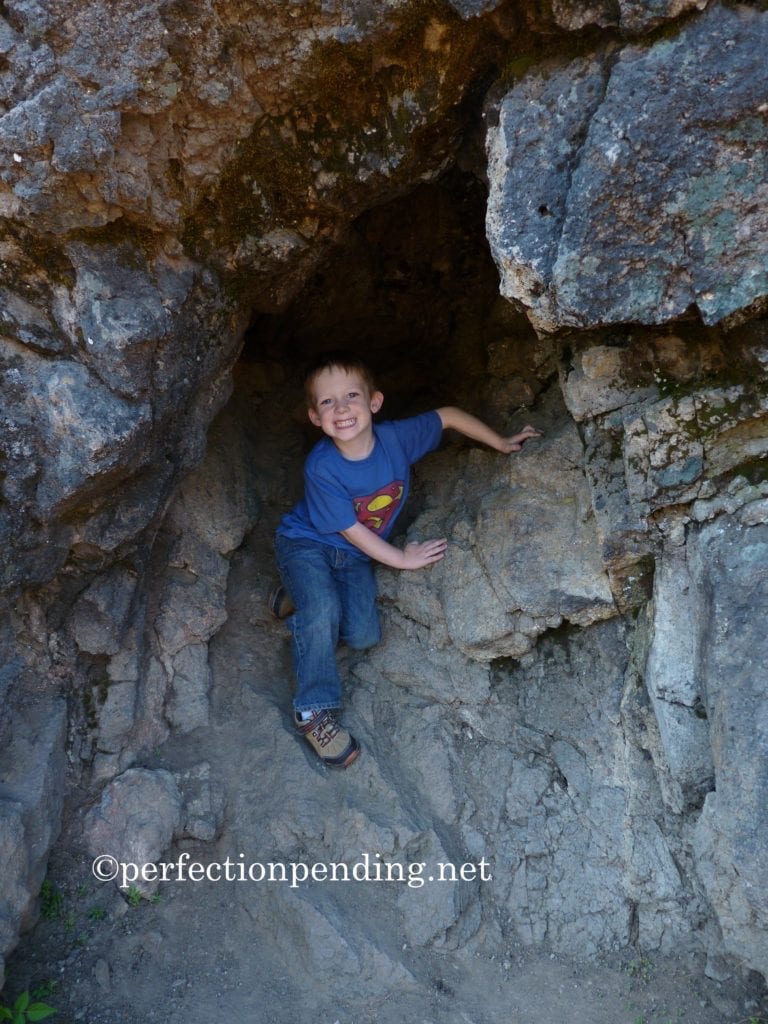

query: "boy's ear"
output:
307 406 321 427
370 390 384 413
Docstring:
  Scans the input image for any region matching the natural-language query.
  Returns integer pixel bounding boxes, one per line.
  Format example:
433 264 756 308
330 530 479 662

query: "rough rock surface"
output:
2 0 768 1015
487 3 768 332
691 514 768 977
84 768 184 897
550 0 706 34
387 406 616 664
0 701 66 967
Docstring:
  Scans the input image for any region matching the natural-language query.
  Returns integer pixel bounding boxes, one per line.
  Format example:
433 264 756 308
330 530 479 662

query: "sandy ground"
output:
5 534 767 1024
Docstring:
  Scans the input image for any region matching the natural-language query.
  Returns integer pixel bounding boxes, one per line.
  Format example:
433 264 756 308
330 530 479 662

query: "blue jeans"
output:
274 534 381 713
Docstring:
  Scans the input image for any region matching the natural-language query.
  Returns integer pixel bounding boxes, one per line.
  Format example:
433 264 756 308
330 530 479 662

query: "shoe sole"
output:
268 585 294 620
334 743 361 768
299 734 361 768
317 736 361 768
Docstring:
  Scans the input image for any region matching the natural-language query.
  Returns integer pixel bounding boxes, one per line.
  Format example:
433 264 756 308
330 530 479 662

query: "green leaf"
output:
0 1009 12 1021
12 994 29 1013
26 1004 57 1021
12 1011 24 1024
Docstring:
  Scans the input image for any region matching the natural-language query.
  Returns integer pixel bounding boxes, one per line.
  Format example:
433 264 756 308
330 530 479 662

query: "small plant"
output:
38 882 62 922
0 990 57 1022
626 956 653 981
125 886 142 907
29 984 56 1003
87 906 107 922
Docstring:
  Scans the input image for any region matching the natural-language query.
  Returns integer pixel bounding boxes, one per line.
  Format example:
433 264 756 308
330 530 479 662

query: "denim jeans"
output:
274 533 381 713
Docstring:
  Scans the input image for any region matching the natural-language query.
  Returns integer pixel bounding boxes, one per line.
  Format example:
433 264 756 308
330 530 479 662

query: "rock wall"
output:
1 0 768 1002
486 4 768 331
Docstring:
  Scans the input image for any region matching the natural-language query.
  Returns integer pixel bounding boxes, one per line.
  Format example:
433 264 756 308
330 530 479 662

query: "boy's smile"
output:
308 367 384 459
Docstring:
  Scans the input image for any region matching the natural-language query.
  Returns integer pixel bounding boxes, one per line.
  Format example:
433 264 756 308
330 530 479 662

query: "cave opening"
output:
227 164 557 564
238 165 547 432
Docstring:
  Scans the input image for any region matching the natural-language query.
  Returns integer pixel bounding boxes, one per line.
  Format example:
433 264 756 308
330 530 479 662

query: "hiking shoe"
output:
268 584 294 620
295 709 360 768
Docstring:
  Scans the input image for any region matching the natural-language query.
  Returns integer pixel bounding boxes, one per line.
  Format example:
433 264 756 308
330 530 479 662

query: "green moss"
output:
498 53 542 85
2 222 75 289
715 454 768 488
81 686 98 731
608 431 625 462
669 384 767 443
65 218 161 265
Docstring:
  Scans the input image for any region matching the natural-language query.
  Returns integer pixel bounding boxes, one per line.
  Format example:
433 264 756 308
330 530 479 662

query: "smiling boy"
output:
274 350 540 767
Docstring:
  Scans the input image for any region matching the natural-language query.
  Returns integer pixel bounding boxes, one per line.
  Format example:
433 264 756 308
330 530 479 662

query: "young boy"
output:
273 350 541 767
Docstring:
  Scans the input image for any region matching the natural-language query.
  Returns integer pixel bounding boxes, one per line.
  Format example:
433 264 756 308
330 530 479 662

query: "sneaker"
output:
295 709 360 768
268 584 295 620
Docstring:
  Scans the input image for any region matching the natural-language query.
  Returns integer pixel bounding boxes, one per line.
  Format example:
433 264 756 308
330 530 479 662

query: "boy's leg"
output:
336 553 381 651
274 535 343 713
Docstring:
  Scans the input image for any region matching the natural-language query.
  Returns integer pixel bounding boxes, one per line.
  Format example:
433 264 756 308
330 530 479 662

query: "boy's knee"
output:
344 619 381 651
293 596 341 639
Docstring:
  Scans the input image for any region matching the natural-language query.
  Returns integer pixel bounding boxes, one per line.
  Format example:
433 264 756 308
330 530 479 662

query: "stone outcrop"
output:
1 0 768 1012
390 413 616 664
691 514 768 979
486 4 768 332
0 701 66 971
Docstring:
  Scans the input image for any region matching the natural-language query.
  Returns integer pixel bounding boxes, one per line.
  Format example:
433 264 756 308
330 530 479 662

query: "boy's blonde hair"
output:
302 350 378 407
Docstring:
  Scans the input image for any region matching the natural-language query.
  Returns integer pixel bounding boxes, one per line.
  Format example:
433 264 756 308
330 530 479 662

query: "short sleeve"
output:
390 410 443 465
303 462 358 534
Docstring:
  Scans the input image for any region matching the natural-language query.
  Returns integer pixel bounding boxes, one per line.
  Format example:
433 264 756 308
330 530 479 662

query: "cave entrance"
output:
239 166 543 427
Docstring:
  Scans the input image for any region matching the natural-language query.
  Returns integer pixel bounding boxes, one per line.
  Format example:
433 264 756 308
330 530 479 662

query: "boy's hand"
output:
498 425 543 454
341 522 446 570
401 538 448 570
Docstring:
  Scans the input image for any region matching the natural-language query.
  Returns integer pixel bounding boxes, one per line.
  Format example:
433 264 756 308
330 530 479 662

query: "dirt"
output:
4 532 768 1024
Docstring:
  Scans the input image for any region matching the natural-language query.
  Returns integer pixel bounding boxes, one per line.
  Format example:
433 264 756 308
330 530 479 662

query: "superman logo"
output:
353 481 404 533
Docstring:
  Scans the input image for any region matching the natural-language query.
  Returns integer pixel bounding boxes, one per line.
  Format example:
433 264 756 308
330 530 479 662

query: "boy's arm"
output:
340 522 447 570
436 407 541 453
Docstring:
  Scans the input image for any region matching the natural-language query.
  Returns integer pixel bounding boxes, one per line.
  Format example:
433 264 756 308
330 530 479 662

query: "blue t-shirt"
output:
277 410 443 559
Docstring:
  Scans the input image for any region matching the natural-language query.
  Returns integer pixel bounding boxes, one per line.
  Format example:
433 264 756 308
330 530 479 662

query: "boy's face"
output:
307 366 383 454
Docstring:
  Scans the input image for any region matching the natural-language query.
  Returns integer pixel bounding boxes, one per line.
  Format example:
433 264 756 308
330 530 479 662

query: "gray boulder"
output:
0 700 66 980
487 4 768 332
391 411 616 662
83 767 183 897
691 516 768 978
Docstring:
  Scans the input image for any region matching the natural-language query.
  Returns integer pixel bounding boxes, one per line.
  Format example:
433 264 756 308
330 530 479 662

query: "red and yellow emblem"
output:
353 481 404 533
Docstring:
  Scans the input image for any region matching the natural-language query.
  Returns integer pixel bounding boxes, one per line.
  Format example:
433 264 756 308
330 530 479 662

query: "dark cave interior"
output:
239 167 546 429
